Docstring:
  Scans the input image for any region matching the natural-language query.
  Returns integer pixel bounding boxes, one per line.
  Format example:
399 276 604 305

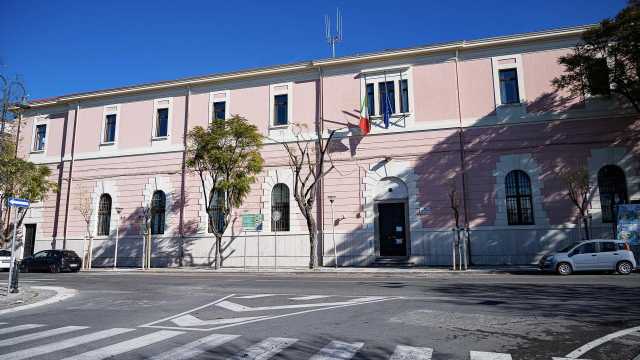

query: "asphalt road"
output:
0 270 639 360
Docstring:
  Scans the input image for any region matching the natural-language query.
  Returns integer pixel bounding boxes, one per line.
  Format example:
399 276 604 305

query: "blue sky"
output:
0 0 627 100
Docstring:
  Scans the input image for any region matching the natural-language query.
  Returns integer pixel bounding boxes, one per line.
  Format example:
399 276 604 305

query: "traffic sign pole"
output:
8 208 19 294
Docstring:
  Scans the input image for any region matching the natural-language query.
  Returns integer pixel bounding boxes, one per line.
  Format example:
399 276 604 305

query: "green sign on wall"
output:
241 213 264 231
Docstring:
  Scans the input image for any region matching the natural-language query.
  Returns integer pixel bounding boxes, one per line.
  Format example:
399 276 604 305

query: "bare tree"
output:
448 180 466 270
279 124 337 269
558 166 595 240
76 190 94 269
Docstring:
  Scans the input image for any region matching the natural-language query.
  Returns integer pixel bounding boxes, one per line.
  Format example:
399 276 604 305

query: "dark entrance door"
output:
377 202 407 256
24 224 36 257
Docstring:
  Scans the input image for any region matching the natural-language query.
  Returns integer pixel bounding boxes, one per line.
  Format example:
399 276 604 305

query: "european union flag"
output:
383 84 392 129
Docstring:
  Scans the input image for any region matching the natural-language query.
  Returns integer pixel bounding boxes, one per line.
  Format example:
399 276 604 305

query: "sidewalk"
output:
80 265 542 275
0 285 57 311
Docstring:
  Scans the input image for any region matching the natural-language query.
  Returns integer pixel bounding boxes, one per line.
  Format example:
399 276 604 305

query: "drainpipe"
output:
62 103 79 248
316 66 325 267
178 86 191 267
454 45 472 265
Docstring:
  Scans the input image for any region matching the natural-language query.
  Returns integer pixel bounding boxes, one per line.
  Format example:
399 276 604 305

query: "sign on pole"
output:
8 197 30 208
241 213 264 231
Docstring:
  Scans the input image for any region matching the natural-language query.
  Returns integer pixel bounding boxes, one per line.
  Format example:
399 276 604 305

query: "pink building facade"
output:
14 26 640 267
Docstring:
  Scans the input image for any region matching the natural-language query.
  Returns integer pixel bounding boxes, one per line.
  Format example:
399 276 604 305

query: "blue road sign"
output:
8 197 30 208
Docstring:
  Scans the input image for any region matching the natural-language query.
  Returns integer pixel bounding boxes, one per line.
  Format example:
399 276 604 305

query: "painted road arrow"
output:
215 296 388 312
171 314 268 327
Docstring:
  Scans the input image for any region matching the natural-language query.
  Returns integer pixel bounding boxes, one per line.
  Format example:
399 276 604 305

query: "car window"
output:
599 242 617 252
576 242 597 254
0 250 10 257
34 251 47 259
617 243 627 251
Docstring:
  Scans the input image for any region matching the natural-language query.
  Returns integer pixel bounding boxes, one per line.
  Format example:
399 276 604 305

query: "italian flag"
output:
359 96 370 135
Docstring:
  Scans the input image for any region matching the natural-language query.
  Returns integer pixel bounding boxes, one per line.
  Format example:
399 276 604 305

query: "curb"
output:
78 266 542 275
0 286 77 316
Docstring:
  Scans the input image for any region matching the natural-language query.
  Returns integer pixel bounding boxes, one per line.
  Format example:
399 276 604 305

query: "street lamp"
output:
328 195 337 268
114 207 123 269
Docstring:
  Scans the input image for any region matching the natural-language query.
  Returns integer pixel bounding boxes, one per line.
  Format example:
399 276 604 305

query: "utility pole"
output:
324 8 343 58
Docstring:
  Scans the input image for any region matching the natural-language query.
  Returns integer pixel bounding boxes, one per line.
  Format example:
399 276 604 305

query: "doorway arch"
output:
374 177 410 257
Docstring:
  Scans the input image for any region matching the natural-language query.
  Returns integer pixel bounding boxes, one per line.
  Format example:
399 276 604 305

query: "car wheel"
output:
557 262 573 275
49 264 60 273
616 261 633 275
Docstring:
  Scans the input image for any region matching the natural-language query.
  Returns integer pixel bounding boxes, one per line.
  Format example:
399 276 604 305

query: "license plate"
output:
70 264 78 268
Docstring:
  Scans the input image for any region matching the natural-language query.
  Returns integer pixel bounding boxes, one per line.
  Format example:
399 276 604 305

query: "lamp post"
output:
328 195 337 268
114 207 123 269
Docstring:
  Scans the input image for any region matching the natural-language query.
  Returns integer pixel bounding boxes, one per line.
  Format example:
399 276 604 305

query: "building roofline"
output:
23 24 594 110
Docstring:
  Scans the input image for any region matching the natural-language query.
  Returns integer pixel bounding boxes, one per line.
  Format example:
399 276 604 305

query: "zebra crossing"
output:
0 322 524 359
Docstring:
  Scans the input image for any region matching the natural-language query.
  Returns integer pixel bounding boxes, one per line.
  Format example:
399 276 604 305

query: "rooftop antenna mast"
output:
325 8 343 58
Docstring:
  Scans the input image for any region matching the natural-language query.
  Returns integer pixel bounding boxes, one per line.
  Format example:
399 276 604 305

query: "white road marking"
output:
0 326 88 347
565 325 640 358
235 294 279 299
172 314 267 327
0 286 77 316
389 345 433 360
217 296 387 312
144 296 399 332
228 337 297 360
289 295 331 301
150 333 240 360
309 340 364 360
0 324 44 336
60 330 183 360
0 327 135 360
140 294 235 327
469 351 513 360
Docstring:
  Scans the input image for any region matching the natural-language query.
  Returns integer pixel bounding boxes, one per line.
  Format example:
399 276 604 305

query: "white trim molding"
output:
208 90 230 123
494 154 550 227
492 54 527 119
359 65 415 132
142 176 176 236
362 159 420 234
261 168 299 233
588 147 639 226
152 98 173 141
90 180 120 238
29 116 50 161
269 82 293 128
100 104 120 149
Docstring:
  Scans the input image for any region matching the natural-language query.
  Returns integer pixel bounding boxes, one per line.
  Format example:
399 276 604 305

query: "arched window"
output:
97 194 112 236
505 170 534 225
598 165 628 223
208 190 225 234
271 183 290 231
150 191 166 235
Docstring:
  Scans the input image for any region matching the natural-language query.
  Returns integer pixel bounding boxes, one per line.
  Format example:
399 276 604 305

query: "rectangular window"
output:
400 79 409 113
378 81 396 115
155 108 169 137
103 114 117 143
273 94 288 126
366 83 375 116
499 68 520 104
213 101 226 121
34 124 47 151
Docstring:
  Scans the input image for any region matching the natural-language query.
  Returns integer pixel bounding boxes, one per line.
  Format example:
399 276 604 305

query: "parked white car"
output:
0 249 11 271
540 239 637 275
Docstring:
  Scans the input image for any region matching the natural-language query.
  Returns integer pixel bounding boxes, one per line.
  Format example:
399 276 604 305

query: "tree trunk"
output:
305 210 317 269
582 216 590 240
214 235 222 270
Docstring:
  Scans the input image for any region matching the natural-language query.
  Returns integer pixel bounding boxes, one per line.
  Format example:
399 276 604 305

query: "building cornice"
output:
22 25 594 110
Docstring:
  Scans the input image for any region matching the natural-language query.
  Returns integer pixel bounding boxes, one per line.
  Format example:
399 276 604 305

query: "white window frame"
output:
492 54 526 107
359 66 414 131
100 105 120 146
152 98 172 140
269 82 292 129
31 117 49 153
208 90 230 124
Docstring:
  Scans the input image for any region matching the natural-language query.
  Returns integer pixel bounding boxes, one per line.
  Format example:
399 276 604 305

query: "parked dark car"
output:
20 250 82 273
